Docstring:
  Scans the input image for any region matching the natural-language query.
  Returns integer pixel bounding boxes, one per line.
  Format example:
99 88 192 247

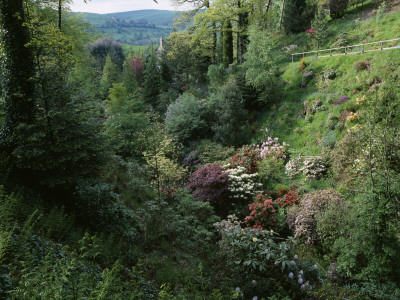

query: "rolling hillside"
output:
73 9 180 45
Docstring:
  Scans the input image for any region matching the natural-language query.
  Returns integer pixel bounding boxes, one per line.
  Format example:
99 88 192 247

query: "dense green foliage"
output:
1 0 400 298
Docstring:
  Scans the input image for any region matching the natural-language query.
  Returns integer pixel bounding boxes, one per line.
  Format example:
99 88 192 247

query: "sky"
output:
69 0 187 14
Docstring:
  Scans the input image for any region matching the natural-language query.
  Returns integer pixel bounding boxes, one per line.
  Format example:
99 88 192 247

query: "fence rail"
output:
291 38 400 62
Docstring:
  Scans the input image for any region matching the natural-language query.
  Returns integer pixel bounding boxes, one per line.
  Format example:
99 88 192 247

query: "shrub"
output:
207 76 250 146
285 155 304 179
331 33 350 48
316 199 352 251
221 228 321 298
185 164 230 216
258 157 286 189
298 58 307 73
311 99 322 113
321 131 337 149
326 113 338 130
225 165 262 202
228 146 260 174
329 0 349 19
197 140 236 165
255 137 289 161
334 95 349 105
322 69 336 80
165 93 210 145
182 149 203 171
287 189 345 244
244 194 276 230
275 186 300 208
354 60 371 71
300 156 327 180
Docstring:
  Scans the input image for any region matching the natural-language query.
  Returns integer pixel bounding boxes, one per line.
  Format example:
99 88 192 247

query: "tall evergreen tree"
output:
283 0 317 33
223 21 234 67
142 54 161 107
122 54 139 95
100 54 121 98
0 0 36 187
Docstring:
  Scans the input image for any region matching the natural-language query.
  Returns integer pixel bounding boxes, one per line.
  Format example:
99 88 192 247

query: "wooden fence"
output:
291 38 400 62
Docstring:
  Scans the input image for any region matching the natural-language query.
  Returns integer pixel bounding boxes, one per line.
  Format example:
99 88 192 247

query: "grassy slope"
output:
254 8 400 161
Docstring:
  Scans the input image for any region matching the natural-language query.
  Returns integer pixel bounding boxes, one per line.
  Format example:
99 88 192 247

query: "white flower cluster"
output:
213 215 242 234
224 166 262 200
300 156 327 180
285 155 303 179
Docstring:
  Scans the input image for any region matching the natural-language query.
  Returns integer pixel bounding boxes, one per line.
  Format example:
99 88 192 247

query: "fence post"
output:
292 54 294 62
303 53 305 59
330 49 332 56
380 42 383 50
345 47 347 54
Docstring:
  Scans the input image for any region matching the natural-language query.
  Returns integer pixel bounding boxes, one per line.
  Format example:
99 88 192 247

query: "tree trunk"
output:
58 0 62 31
279 0 286 30
266 0 272 12
0 0 36 128
0 0 36 186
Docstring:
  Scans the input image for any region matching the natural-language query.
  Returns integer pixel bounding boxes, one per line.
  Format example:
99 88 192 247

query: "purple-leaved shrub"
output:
185 164 230 216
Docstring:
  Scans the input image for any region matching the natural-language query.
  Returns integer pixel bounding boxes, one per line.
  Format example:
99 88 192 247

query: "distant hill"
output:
73 10 180 45
107 10 179 26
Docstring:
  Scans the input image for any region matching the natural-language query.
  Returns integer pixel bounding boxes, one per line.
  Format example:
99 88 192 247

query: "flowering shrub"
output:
214 215 242 234
275 186 300 208
220 228 322 297
356 95 366 105
285 155 303 179
346 111 359 122
287 189 345 244
306 28 316 35
182 149 203 171
254 136 289 161
161 189 176 202
244 194 276 229
185 164 230 215
225 165 262 202
228 146 259 174
300 156 327 180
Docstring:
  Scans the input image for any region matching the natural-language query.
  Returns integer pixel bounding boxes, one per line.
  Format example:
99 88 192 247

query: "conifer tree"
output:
100 54 120 98
0 0 36 187
223 21 234 67
123 54 139 95
142 54 161 107
283 0 316 33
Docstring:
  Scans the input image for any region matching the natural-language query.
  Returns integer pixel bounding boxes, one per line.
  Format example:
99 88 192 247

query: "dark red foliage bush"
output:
185 164 230 215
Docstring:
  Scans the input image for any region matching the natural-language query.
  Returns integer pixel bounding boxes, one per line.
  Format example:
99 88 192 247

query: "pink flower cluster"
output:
306 28 316 35
253 137 289 160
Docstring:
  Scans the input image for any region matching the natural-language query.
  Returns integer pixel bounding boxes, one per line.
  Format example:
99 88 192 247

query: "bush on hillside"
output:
185 164 230 216
354 60 371 71
287 189 344 244
165 93 210 146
